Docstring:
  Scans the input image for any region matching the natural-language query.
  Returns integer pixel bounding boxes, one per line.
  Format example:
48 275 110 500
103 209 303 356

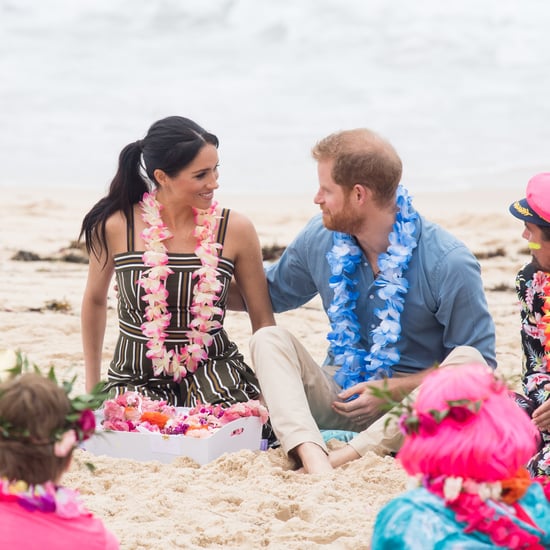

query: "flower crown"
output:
367 370 492 437
398 398 483 436
0 351 108 459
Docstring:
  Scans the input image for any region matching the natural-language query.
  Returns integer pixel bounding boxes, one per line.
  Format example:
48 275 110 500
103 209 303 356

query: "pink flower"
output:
142 250 170 266
138 192 222 382
77 409 96 440
103 419 133 431
532 271 549 294
54 430 77 457
55 487 85 519
103 400 125 421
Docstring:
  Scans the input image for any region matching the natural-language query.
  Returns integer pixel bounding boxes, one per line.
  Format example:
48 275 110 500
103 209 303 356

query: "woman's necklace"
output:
138 191 223 382
326 185 418 388
0 478 87 519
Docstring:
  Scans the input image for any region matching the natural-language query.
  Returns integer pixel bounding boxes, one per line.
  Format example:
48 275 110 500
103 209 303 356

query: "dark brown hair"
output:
80 115 219 261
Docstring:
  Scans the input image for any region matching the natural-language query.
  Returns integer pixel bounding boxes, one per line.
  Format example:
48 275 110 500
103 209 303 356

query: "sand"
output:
0 184 529 549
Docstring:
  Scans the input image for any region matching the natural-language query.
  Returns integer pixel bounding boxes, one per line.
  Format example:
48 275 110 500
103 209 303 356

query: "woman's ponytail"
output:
80 141 146 261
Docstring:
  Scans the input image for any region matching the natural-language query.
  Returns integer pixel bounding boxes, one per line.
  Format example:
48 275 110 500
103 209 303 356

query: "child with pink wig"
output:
371 363 550 549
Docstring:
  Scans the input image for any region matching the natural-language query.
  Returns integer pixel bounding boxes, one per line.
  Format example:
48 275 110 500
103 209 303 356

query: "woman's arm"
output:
228 212 275 332
81 216 121 391
81 253 114 391
226 278 247 312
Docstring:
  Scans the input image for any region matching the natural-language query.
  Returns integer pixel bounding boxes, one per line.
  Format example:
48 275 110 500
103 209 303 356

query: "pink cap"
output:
527 173 550 223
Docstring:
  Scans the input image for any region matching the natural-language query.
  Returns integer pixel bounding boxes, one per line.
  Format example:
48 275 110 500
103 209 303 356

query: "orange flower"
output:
124 406 141 421
501 468 532 504
186 423 209 431
140 411 170 429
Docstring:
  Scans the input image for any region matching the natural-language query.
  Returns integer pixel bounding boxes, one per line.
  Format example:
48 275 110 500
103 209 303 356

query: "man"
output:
250 128 496 473
509 172 550 476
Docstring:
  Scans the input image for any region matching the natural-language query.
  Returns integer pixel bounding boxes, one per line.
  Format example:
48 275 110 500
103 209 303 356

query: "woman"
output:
371 363 550 549
0 372 119 549
80 116 275 407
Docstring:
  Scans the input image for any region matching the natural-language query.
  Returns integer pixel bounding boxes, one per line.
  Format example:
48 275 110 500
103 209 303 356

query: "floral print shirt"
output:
516 262 550 475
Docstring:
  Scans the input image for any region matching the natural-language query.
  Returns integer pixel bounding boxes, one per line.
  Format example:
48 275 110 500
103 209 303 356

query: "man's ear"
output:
353 184 371 205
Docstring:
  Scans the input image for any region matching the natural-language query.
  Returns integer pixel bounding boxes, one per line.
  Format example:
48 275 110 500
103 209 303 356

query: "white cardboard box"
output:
81 416 262 465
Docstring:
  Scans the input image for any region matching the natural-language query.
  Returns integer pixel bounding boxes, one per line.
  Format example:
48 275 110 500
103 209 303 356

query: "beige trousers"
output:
249 326 488 457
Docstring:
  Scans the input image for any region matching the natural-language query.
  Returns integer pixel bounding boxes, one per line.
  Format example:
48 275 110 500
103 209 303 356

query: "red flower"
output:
77 409 96 441
417 412 438 435
447 405 475 424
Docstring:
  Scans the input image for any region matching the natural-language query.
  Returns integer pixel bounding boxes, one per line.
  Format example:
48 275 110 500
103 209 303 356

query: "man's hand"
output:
532 383 550 431
331 369 432 426
331 379 392 426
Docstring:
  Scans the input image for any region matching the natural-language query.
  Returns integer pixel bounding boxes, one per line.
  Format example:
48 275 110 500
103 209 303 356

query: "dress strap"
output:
216 208 230 249
126 206 135 252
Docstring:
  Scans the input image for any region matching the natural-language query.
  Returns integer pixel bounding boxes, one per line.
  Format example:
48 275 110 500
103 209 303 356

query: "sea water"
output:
1 0 549 195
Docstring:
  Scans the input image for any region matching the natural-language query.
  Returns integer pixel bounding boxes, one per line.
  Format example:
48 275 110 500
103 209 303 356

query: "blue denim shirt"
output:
265 212 496 372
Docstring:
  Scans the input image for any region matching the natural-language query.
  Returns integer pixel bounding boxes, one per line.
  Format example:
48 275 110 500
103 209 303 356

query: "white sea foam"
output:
0 0 549 194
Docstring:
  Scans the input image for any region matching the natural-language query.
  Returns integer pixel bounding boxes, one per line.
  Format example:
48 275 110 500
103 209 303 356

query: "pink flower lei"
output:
138 191 223 382
420 474 550 549
0 478 87 519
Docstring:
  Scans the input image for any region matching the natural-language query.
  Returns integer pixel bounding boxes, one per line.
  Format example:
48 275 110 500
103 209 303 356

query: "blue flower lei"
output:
326 185 418 389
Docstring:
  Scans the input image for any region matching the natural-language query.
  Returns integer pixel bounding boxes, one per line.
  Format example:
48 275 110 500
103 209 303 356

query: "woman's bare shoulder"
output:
220 208 260 258
104 209 129 255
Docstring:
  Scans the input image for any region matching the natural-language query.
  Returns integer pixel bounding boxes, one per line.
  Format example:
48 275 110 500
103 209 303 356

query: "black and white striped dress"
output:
106 208 261 407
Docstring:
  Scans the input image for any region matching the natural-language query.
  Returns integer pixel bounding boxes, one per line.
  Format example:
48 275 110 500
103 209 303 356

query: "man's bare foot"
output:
294 442 334 474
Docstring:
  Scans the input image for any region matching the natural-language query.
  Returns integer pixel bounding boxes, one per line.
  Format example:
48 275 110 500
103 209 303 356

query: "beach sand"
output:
0 185 529 549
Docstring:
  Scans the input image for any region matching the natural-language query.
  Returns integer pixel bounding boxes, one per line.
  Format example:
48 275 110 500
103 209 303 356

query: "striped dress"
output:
106 208 261 407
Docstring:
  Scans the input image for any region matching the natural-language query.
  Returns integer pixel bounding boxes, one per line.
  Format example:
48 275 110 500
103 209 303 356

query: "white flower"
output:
406 475 421 491
478 482 502 501
0 348 18 382
443 476 463 501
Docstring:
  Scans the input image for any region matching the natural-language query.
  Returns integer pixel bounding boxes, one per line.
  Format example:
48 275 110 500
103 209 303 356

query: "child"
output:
371 363 550 549
0 372 119 549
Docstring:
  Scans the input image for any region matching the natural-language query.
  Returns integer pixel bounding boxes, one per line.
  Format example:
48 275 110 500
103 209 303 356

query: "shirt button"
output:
369 294 374 299
370 324 376 328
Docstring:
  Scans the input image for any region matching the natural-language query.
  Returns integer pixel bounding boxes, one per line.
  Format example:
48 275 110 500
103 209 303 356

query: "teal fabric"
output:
371 484 550 549
321 430 358 443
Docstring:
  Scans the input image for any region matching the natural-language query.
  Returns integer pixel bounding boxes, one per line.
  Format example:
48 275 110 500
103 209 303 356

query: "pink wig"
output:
397 363 540 481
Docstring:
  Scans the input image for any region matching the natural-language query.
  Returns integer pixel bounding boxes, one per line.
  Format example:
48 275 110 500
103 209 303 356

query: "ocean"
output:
1 0 549 196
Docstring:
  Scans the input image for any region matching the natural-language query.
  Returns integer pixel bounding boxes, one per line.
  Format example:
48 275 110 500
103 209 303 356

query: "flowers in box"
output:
102 392 268 438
